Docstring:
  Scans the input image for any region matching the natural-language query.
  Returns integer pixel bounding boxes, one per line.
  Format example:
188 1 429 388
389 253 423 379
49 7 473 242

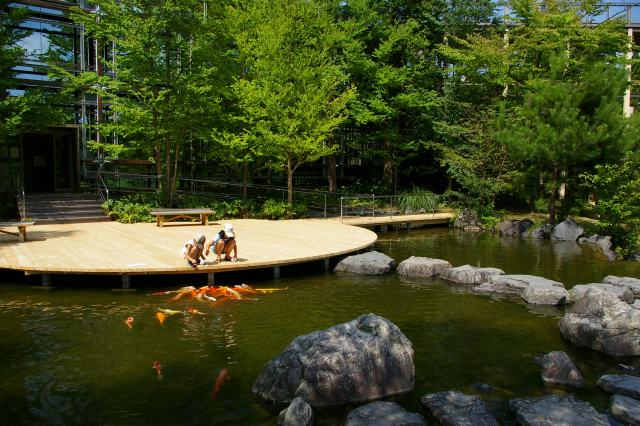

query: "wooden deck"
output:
335 212 454 228
0 219 377 276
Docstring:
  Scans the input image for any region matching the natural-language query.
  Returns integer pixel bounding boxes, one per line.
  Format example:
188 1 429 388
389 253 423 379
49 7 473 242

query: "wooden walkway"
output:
0 219 377 277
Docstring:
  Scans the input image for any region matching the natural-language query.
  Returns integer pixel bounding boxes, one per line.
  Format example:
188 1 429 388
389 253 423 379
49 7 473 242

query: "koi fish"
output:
185 307 206 315
233 284 258 294
211 368 229 400
155 311 167 325
254 287 288 293
153 360 163 378
125 316 134 329
203 294 217 303
222 287 242 300
158 308 183 316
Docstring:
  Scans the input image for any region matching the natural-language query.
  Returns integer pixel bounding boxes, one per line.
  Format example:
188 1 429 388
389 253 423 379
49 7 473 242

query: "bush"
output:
397 187 438 213
259 199 306 219
101 193 162 223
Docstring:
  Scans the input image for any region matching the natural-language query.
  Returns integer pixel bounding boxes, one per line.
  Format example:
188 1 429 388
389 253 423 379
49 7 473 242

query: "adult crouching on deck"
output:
206 223 238 263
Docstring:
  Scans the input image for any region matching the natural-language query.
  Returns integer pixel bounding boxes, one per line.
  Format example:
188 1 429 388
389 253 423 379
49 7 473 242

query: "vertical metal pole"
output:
340 197 343 222
324 194 327 218
372 194 375 220
273 266 280 280
42 274 51 287
207 272 215 286
122 275 131 289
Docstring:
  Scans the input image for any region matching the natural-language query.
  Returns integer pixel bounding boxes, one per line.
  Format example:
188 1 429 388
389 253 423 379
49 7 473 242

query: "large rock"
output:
509 395 608 426
439 265 505 285
251 313 415 407
453 209 482 231
277 397 313 426
610 394 640 426
531 224 554 239
597 375 640 399
569 284 634 304
539 351 584 388
420 390 498 426
475 274 569 305
345 401 426 426
497 219 535 237
551 218 585 241
578 235 616 261
559 289 640 356
397 256 451 278
334 251 395 275
603 276 640 298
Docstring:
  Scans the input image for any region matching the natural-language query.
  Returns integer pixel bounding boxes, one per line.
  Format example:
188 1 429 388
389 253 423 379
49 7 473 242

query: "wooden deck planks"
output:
0 219 377 275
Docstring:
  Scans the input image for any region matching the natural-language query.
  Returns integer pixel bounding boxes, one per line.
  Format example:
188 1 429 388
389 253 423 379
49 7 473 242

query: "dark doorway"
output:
23 134 55 193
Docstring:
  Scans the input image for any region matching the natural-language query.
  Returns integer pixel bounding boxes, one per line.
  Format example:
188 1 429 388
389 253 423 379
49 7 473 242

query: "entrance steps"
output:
23 193 111 224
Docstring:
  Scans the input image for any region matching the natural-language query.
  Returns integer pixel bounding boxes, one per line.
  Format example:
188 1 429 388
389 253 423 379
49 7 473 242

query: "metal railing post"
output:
372 194 375 219
340 196 343 222
324 194 327 218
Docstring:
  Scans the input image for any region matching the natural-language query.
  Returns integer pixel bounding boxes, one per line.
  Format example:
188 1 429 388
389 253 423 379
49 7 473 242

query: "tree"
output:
228 0 355 203
58 0 230 203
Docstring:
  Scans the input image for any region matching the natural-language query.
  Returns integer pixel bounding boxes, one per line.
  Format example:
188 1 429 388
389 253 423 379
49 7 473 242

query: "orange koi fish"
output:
155 312 167 325
233 284 258 294
152 360 162 378
185 307 206 315
211 368 229 400
125 316 134 329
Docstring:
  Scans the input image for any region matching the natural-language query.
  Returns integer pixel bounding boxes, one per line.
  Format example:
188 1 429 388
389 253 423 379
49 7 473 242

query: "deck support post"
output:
42 274 51 287
273 266 280 280
122 274 131 289
207 272 215 286
323 259 330 270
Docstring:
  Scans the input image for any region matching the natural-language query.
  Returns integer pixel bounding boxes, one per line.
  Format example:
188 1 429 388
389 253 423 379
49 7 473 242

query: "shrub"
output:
398 187 438 214
260 199 306 219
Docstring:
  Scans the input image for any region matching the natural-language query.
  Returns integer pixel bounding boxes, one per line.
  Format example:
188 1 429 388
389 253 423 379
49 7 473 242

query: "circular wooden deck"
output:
0 219 377 276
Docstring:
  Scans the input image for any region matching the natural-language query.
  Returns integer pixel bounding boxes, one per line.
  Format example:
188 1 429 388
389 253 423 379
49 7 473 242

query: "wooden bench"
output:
0 221 36 242
149 209 214 227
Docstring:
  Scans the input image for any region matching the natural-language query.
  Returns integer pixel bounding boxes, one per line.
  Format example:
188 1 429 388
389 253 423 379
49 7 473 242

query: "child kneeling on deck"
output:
205 223 238 263
182 234 206 267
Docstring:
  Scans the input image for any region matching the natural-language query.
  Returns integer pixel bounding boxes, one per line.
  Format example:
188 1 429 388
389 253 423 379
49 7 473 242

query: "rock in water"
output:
334 251 396 275
345 401 426 426
420 390 498 426
603 275 640 298
497 219 534 237
252 313 415 407
597 375 640 400
551 218 584 241
610 394 640 426
559 289 640 356
277 397 313 426
509 395 608 426
453 209 482 231
539 351 584 388
569 284 634 304
397 256 452 278
439 265 505 284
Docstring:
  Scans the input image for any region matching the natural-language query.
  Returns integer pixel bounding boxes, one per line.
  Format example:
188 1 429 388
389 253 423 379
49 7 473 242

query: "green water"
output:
1 228 640 425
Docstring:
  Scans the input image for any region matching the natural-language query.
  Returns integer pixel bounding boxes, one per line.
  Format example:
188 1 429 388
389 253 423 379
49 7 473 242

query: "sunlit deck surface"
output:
0 219 377 276
335 212 454 228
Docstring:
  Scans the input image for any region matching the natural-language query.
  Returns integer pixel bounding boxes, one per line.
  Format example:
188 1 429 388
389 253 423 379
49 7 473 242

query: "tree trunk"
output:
287 154 294 204
242 160 249 199
153 110 162 193
327 136 337 193
549 166 559 225
165 131 171 199
170 141 180 207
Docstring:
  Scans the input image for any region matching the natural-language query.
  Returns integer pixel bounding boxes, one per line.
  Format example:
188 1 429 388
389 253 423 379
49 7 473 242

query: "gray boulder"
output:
597 375 640 400
497 219 535 237
439 265 505 285
475 274 569 305
397 257 451 278
610 394 640 426
278 397 313 426
509 395 608 426
420 390 498 426
345 401 426 426
603 276 640 298
569 284 634 304
559 289 640 356
539 351 584 388
578 235 616 261
334 251 395 275
531 224 554 239
251 313 415 407
551 218 585 241
453 209 482 231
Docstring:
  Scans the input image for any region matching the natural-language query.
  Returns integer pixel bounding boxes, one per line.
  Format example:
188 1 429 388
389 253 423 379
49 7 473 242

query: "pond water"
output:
1 228 640 425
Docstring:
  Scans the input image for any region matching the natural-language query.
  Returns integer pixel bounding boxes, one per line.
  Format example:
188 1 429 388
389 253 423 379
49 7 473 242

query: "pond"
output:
1 227 639 425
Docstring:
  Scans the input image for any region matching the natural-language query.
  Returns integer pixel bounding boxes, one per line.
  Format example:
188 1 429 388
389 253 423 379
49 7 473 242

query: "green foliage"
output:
397 187 438 213
581 160 640 258
101 193 162 224
259 199 306 220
